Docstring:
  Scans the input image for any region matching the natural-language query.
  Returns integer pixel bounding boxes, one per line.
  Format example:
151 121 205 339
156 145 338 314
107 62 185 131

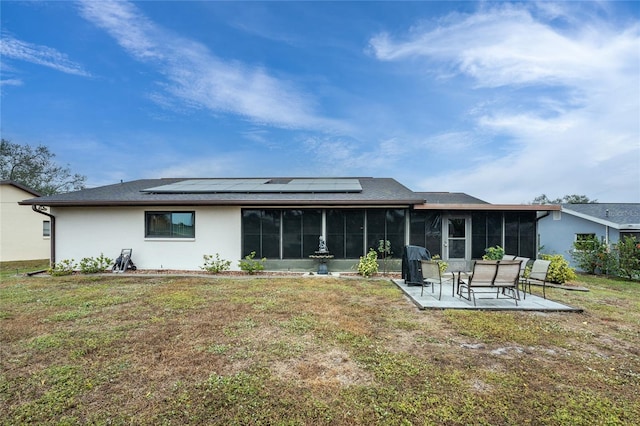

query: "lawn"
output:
1 268 638 425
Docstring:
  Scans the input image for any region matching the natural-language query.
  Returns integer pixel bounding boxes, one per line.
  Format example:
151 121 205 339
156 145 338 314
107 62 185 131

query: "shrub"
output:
238 251 266 275
483 245 504 260
540 254 577 284
357 249 379 277
570 236 611 274
201 253 232 274
48 259 76 276
615 236 640 279
377 240 392 275
79 253 113 274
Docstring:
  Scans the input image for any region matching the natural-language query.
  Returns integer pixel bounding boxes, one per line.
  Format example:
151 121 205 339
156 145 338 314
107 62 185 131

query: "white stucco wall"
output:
0 185 50 262
51 206 242 270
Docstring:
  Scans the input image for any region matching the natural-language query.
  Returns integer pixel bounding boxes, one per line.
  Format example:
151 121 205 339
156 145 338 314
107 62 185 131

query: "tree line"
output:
0 139 86 195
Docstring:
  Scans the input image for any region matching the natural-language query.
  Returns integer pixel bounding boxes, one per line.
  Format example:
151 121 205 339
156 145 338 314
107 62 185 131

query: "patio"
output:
392 279 583 312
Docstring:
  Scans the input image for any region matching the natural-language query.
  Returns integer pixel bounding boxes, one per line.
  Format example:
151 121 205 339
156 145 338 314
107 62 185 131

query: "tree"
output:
532 194 597 204
0 139 86 195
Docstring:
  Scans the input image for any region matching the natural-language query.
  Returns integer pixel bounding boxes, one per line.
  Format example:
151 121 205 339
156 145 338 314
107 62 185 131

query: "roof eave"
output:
414 203 561 211
2 180 42 197
20 198 425 207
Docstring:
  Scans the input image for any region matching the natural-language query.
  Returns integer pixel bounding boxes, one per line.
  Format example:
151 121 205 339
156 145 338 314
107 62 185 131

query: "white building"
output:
0 181 51 262
19 177 558 272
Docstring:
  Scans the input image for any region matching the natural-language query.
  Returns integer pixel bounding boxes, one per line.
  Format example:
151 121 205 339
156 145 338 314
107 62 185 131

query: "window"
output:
327 209 365 259
504 212 536 258
242 209 322 259
471 212 502 258
575 233 597 250
366 209 406 257
621 231 640 241
145 211 195 238
43 220 51 237
282 209 322 258
242 209 280 258
447 217 467 259
242 208 408 260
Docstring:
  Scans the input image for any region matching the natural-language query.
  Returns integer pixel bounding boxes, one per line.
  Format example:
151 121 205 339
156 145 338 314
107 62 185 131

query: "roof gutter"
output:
19 199 425 207
31 205 55 266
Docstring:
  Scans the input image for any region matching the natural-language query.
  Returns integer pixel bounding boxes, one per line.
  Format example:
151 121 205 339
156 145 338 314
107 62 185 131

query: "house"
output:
538 203 640 269
18 177 559 272
0 180 51 262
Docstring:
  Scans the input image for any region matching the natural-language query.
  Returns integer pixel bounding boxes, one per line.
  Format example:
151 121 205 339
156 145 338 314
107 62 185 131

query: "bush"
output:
79 253 113 274
571 235 640 279
570 236 610 274
201 253 232 274
238 251 266 275
48 259 76 276
483 245 504 260
540 254 577 284
614 236 640 279
357 249 379 277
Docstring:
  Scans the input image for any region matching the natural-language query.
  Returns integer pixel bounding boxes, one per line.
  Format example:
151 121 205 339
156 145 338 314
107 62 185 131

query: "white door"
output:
443 216 470 266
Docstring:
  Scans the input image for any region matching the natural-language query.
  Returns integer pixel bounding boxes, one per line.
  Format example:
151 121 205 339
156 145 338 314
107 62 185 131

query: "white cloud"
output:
0 78 23 87
77 0 344 132
369 5 635 89
0 32 91 77
369 3 640 202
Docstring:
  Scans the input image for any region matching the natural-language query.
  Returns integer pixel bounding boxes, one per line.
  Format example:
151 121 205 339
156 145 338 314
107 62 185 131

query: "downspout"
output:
535 210 552 258
31 205 55 266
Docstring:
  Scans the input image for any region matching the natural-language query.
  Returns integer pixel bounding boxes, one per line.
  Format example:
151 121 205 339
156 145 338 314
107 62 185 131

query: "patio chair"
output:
420 260 452 300
458 260 521 306
493 260 522 303
521 259 551 299
457 260 498 305
502 254 517 260
514 256 530 297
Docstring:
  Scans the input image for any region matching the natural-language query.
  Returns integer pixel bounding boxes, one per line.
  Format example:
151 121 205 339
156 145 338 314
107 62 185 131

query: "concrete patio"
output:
392 279 583 312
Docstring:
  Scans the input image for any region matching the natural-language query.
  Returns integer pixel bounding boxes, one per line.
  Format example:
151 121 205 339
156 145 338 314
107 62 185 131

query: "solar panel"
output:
142 178 362 193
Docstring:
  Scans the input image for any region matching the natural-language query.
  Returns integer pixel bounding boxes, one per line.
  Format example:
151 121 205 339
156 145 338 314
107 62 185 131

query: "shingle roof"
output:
0 180 41 197
415 192 490 205
562 203 640 228
19 177 426 207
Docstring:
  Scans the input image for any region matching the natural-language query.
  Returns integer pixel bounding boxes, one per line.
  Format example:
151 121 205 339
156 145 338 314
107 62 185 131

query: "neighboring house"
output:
0 181 51 262
538 203 640 269
18 177 558 271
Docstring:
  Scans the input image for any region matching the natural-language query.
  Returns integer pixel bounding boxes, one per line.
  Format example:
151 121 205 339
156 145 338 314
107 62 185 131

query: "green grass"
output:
0 273 638 425
0 259 49 279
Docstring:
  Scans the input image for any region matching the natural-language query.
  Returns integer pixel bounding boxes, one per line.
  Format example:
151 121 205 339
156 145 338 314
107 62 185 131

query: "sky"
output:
1 1 639 204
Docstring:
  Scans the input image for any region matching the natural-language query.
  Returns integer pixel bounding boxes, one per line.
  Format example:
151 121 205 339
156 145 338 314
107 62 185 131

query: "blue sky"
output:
1 1 639 203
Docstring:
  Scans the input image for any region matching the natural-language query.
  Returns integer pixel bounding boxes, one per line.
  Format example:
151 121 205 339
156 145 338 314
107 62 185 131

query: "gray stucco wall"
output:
538 211 622 269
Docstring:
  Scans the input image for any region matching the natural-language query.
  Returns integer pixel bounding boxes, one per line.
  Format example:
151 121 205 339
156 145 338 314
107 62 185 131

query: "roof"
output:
18 177 426 207
415 192 489 204
413 192 559 212
0 180 41 197
561 203 640 229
